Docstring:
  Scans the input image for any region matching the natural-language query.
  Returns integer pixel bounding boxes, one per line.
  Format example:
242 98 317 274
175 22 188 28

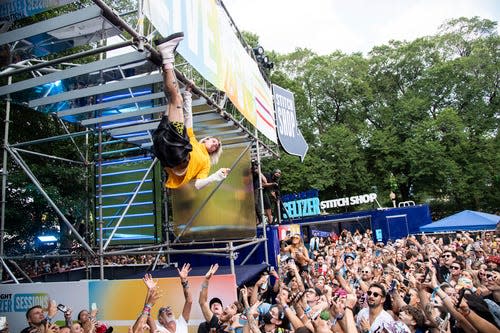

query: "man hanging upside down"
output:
153 32 230 190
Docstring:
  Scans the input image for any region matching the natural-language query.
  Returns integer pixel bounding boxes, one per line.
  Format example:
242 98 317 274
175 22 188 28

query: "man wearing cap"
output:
340 252 356 280
199 264 244 333
156 263 193 333
197 297 223 333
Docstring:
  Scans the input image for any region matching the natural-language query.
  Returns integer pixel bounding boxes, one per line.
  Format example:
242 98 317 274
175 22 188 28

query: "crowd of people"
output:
9 254 165 279
7 30 500 333
12 229 500 333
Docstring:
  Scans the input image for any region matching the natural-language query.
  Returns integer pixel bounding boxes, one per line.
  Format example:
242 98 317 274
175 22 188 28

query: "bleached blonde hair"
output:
200 137 222 165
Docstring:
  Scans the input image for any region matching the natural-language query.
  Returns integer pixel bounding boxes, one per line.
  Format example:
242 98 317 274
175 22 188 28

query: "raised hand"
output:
240 286 248 300
178 263 192 281
146 287 162 305
205 263 219 280
143 273 157 290
64 307 73 319
345 293 357 310
47 299 57 318
46 322 59 333
90 305 98 319
360 317 370 332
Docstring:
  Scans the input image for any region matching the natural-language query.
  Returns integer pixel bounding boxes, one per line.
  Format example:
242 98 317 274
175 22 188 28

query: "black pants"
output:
152 116 192 168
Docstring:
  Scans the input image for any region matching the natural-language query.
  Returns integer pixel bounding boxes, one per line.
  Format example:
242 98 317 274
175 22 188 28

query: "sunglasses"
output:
441 254 452 258
361 270 370 273
451 266 461 270
367 291 382 297
159 306 172 314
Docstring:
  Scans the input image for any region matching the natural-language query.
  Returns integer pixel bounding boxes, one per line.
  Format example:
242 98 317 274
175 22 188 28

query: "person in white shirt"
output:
156 263 193 333
356 283 394 333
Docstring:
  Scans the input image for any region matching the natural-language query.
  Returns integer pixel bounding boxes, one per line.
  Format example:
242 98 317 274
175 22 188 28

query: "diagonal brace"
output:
6 145 96 256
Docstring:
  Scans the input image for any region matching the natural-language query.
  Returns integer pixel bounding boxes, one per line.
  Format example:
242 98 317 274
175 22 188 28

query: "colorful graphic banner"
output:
272 84 309 161
143 0 277 143
0 281 88 333
1 274 237 333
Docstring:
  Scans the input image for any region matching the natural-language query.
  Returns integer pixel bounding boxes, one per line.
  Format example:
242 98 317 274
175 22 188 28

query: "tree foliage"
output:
265 17 499 215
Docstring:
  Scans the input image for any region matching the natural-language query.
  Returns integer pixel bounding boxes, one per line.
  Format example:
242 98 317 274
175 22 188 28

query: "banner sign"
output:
0 281 88 333
143 0 277 143
1 274 237 333
0 0 74 21
320 193 378 209
282 192 378 219
272 84 308 161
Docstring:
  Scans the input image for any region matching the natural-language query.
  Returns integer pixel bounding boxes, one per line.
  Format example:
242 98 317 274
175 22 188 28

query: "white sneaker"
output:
154 32 184 65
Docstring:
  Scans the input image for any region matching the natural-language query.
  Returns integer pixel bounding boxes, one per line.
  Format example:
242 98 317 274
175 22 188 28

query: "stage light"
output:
253 46 265 56
252 45 274 73
37 235 57 243
35 234 59 253
264 61 274 70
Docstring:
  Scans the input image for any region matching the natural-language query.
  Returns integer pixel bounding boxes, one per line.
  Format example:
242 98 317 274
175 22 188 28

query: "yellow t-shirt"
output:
165 128 210 189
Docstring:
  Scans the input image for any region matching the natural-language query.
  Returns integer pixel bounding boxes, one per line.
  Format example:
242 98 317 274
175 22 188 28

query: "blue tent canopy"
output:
420 210 499 232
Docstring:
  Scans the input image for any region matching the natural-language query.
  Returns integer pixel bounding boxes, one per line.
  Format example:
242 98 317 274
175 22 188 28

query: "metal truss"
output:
0 0 277 283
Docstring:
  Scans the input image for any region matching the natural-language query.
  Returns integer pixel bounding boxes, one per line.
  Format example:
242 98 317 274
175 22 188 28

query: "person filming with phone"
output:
78 303 108 333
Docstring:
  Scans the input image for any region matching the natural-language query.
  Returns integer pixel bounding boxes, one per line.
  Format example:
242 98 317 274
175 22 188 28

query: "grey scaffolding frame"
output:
0 0 278 282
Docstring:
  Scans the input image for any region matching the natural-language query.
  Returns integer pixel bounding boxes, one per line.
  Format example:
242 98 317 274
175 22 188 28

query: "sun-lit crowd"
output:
10 229 500 333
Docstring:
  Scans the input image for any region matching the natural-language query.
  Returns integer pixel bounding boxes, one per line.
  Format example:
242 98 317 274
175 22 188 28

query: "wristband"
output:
181 280 189 288
201 281 209 289
304 305 311 314
433 286 440 293
142 306 151 315
145 303 153 309
461 309 471 317
345 306 354 312
282 305 289 311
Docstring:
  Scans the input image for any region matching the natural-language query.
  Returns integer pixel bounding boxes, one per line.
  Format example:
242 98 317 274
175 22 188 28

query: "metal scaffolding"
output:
0 0 277 283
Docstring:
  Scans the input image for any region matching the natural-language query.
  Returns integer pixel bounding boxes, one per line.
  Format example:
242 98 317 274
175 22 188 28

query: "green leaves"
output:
265 16 499 213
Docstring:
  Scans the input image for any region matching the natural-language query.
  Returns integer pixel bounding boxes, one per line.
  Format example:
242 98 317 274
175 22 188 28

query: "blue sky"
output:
224 0 500 55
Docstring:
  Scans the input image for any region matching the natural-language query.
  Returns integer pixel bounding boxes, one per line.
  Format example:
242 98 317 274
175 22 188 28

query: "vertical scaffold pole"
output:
254 131 269 265
0 76 12 282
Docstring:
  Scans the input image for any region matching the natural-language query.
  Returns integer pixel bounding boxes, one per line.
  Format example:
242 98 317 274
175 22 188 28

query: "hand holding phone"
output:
57 304 69 313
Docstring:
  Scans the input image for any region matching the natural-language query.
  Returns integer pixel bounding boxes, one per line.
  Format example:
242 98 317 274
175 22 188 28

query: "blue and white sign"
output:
272 84 309 161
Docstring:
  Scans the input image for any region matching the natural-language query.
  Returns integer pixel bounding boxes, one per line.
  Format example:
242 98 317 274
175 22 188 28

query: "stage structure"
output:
0 0 278 282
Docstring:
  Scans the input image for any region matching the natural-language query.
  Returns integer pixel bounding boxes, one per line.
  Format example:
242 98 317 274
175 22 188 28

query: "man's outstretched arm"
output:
199 263 219 321
178 263 193 322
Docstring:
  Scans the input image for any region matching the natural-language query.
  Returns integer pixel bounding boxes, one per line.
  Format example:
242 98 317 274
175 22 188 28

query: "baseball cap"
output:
344 253 356 261
209 297 223 308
